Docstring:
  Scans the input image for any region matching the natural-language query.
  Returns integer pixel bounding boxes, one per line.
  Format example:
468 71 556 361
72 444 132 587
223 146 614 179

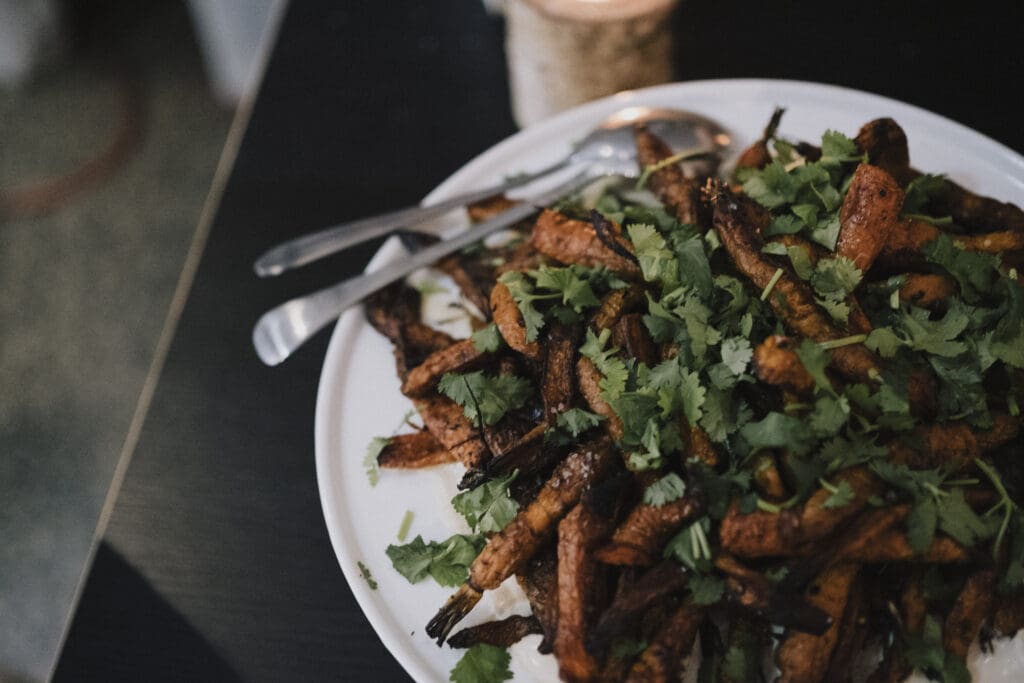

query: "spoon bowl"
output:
568 105 731 177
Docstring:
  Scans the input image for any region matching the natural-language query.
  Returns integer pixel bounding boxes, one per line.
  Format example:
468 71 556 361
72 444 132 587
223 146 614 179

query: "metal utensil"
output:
252 106 731 277
253 171 590 365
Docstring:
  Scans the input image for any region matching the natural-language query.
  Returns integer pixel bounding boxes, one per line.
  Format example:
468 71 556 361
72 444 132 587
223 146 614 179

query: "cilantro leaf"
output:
903 173 948 214
449 644 512 683
451 471 519 534
741 411 816 456
471 323 504 353
497 271 545 342
688 574 725 606
672 234 714 300
498 265 611 342
904 615 947 676
386 533 484 587
643 472 687 507
628 223 678 289
794 338 834 395
809 395 850 437
936 488 996 547
579 328 630 400
923 234 999 303
664 517 713 571
720 337 753 376
811 256 862 301
555 407 604 436
699 387 753 443
865 326 902 358
438 371 532 426
822 478 855 509
897 303 970 357
743 160 798 209
820 130 860 163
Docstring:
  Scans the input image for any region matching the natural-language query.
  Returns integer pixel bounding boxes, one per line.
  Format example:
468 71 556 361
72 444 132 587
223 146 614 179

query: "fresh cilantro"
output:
397 510 414 542
897 303 970 357
811 256 862 300
936 487 997 547
763 241 815 280
872 461 996 551
672 233 714 300
496 271 545 342
923 234 999 303
741 412 816 456
628 223 678 289
664 517 713 571
699 387 753 443
449 644 512 683
808 395 850 437
471 323 504 353
817 433 887 472
498 265 612 342
764 214 804 236
903 173 948 215
793 338 834 395
643 472 687 507
363 436 390 486
357 561 378 590
385 533 484 587
743 160 797 209
819 130 861 164
720 337 753 376
622 414 681 471
904 615 971 683
743 131 860 250
689 574 726 606
438 371 532 426
820 478 855 509
556 407 604 436
865 326 902 358
689 463 752 520
451 471 519 534
579 328 630 401
929 354 989 424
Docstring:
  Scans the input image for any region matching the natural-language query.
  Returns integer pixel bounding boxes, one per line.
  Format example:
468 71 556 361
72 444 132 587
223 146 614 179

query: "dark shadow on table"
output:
55 542 241 682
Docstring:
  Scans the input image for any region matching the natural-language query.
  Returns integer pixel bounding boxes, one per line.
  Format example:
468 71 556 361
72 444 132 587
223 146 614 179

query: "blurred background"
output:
0 0 280 680
2 1 1022 681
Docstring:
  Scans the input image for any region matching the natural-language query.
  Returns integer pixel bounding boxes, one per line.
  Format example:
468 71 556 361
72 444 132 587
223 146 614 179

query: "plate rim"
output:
314 77 1024 683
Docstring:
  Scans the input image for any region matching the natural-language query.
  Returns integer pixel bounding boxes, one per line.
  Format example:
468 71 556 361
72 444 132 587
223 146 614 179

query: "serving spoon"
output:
252 107 732 366
252 106 731 277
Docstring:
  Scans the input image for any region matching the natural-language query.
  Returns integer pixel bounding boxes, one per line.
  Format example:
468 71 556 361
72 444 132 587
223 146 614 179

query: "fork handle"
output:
252 171 590 366
252 158 569 277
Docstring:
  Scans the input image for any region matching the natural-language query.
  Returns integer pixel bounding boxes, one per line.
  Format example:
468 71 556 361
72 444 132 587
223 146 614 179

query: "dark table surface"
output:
57 1 1024 681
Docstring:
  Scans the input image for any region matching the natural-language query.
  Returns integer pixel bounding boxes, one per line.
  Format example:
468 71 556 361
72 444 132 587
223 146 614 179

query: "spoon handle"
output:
252 158 569 277
252 170 591 366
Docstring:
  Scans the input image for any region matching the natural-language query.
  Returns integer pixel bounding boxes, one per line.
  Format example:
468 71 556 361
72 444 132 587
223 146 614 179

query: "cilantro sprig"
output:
451 470 519 534
745 130 863 250
386 534 485 587
438 370 533 426
449 644 512 683
498 264 622 342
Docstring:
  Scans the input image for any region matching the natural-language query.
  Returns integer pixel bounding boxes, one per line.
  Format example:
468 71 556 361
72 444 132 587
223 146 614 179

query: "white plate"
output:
315 79 1024 682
